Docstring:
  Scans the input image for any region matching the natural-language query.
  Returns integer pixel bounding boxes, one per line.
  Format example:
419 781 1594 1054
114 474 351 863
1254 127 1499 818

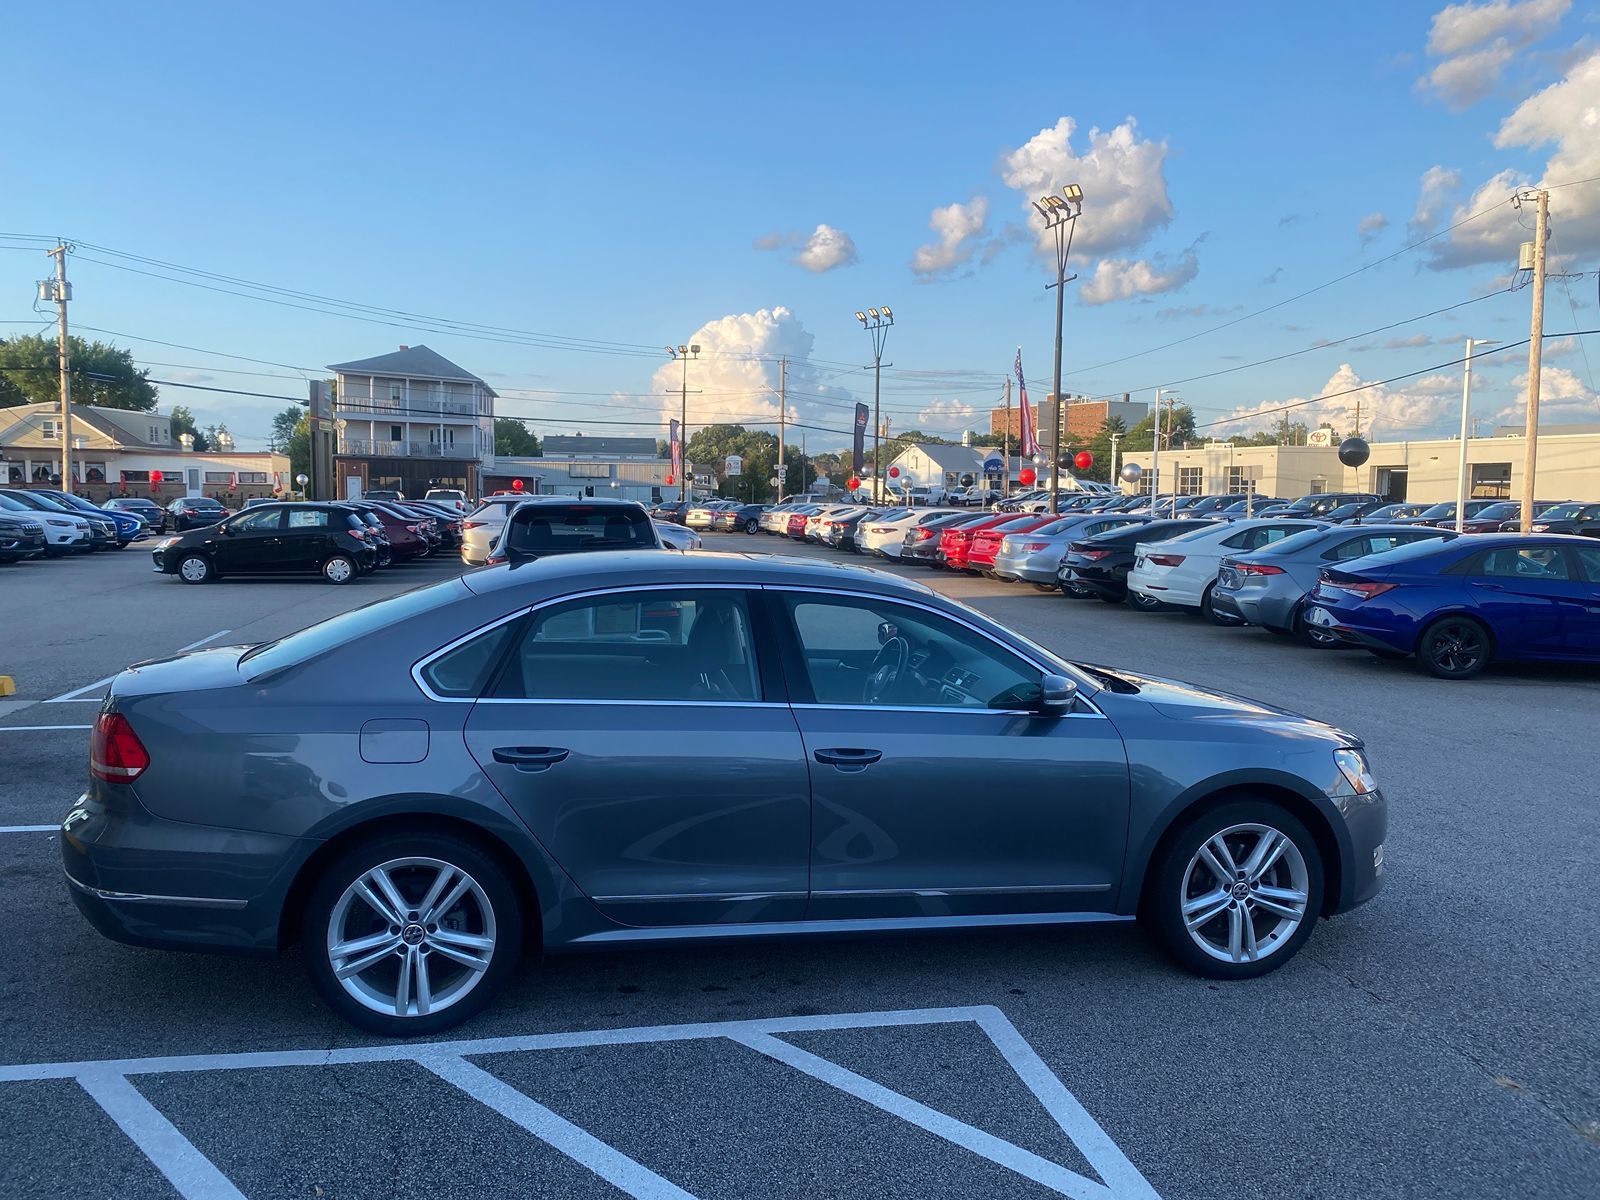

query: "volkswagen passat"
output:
63 552 1386 1035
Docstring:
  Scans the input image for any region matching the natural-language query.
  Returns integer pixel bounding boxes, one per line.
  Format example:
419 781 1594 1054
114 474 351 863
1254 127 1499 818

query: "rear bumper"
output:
1216 587 1300 629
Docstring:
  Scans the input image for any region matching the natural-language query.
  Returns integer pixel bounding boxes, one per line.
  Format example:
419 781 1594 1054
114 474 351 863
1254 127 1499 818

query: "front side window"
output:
492 590 759 702
1476 546 1571 580
227 509 283 533
784 594 1041 710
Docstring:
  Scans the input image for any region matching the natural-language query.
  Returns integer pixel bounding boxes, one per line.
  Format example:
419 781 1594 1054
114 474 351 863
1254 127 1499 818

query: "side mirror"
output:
1039 673 1078 713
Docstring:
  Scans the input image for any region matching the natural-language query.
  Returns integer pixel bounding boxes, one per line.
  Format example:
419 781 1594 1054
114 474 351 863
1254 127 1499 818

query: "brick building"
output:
989 394 1148 443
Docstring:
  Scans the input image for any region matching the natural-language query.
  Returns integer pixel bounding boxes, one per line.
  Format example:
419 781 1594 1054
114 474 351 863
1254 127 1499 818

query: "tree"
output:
1123 404 1197 453
0 334 159 411
269 406 311 484
494 417 540 457
169 405 211 452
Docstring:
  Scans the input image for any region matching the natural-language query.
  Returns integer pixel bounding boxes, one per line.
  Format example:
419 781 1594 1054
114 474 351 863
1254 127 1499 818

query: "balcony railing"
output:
336 399 479 419
342 439 477 460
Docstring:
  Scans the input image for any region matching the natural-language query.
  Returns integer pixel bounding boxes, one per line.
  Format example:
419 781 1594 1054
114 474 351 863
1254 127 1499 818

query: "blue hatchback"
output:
1305 534 1600 678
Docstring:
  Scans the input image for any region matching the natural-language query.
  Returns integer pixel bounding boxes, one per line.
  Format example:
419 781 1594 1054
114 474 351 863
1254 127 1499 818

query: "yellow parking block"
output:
0 676 14 697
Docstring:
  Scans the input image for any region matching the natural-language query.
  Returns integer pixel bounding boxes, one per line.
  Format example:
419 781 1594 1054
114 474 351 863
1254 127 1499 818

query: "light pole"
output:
666 344 700 502
1153 387 1179 513
854 307 893 500
1032 184 1083 513
1455 337 1497 532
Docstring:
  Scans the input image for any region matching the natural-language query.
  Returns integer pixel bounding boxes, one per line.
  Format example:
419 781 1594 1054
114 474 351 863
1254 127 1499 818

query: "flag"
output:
852 403 868 475
1015 348 1038 459
669 419 682 479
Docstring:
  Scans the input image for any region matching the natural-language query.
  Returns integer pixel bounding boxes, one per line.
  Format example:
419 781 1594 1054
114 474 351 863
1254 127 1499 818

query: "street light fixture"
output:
855 305 894 500
667 344 701 503
1455 337 1498 531
1033 184 1083 514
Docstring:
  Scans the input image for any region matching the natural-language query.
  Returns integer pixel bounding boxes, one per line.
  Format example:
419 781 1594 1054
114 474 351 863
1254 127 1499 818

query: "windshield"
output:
1416 502 1455 519
1540 503 1585 519
1472 502 1519 521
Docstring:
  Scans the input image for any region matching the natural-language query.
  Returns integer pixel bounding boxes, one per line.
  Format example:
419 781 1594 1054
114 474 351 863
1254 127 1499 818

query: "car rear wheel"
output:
303 832 523 1036
1201 582 1245 627
744 517 759 533
1418 615 1491 679
177 554 213 584
323 554 358 584
1144 800 1324 979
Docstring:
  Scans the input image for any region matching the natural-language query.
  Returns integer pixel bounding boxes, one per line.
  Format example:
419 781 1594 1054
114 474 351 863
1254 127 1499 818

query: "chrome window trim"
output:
812 883 1111 898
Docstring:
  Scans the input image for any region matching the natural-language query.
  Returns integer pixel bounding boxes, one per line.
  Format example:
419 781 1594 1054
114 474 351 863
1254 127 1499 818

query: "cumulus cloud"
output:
910 198 990 278
1494 364 1600 424
1000 116 1175 259
1357 212 1390 245
1216 364 1465 440
645 307 856 436
1079 249 1199 306
1425 48 1600 267
1410 165 1464 236
753 224 859 272
914 398 977 430
1420 0 1570 108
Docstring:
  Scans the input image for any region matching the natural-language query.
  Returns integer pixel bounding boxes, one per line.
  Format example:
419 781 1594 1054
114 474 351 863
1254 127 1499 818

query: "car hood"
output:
1089 666 1361 747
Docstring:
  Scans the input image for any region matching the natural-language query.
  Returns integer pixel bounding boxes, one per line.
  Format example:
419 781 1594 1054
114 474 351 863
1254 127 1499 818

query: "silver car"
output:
991 514 1148 584
1212 524 1459 645
64 551 1386 1035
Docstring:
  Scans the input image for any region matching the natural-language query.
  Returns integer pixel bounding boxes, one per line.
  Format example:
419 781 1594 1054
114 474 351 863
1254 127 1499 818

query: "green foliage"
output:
0 334 158 411
1122 404 1198 452
493 417 541 457
168 405 211 452
271 405 310 483
681 424 812 502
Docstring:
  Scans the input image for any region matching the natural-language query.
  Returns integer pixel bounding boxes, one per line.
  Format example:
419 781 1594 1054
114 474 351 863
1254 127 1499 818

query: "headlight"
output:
47 518 72 527
157 536 180 549
1334 748 1377 795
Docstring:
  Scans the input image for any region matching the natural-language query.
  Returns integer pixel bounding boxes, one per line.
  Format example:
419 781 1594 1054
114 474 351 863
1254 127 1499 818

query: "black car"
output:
1058 518 1199 605
649 500 691 524
407 500 466 550
164 496 230 532
1528 501 1600 537
710 503 768 534
0 513 46 562
819 507 879 551
103 497 165 532
488 497 661 564
152 502 378 584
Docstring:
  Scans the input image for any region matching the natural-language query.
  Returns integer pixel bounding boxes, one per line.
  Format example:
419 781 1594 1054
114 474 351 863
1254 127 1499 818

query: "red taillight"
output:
90 712 149 782
1147 553 1185 567
348 528 365 539
183 508 198 516
463 520 485 530
1342 580 1399 600
1077 549 1112 560
406 524 420 533
1235 563 1285 576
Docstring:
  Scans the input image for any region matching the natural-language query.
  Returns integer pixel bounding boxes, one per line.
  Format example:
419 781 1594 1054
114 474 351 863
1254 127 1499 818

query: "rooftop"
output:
327 345 495 393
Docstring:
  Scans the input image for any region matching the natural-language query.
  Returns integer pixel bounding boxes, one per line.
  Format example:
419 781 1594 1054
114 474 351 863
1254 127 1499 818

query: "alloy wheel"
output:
1423 619 1488 678
1180 823 1309 964
326 857 497 1019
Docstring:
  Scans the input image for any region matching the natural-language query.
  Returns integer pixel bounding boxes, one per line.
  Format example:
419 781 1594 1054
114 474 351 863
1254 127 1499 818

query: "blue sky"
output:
2 0 1596 451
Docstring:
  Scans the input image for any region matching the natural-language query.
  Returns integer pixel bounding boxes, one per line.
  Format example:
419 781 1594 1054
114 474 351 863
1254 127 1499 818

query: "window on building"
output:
1470 462 1512 499
84 463 106 482
204 471 233 483
149 425 161 443
1309 478 1328 494
120 470 150 483
1226 467 1255 495
40 419 58 440
390 425 404 442
1177 466 1203 496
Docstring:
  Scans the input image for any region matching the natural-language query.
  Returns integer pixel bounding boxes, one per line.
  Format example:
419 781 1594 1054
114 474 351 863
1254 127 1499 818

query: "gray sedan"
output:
1212 524 1459 645
64 552 1386 1034
991 514 1149 584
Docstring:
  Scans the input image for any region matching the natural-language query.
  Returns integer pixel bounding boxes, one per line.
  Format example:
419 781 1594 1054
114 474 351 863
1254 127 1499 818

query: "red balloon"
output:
1074 451 1094 470
1019 467 1037 486
847 476 861 490
149 470 163 485
511 478 524 491
887 466 900 478
665 474 674 485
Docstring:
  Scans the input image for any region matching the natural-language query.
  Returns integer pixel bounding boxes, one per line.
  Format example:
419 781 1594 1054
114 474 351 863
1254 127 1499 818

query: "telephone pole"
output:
46 244 72 489
777 356 787 502
666 343 700 503
1002 376 1012 498
1518 188 1549 533
854 308 893 501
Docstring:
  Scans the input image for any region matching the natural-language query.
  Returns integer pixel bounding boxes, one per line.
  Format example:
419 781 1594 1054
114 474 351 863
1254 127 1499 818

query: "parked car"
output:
405 501 466 552
151 502 379 584
1360 503 1430 523
1387 499 1501 527
1058 519 1204 605
805 504 858 542
1527 501 1600 537
485 497 661 565
1212 524 1459 645
422 488 470 514
339 505 395 566
0 511 47 562
1 491 99 553
710 503 768 534
163 495 230 532
649 500 692 525
65 550 1386 1033
854 507 948 557
950 485 1001 507
362 489 405 502
1127 518 1329 624
785 505 823 539
938 513 1018 571
354 502 435 561
991 514 1148 585
900 511 986 565
685 502 733 530
1307 535 1600 677
1276 492 1383 519
967 515 1058 574
102 496 165 530
461 495 544 566
818 507 880 551
30 489 147 546
1451 500 1563 532
1320 501 1388 524
652 520 701 551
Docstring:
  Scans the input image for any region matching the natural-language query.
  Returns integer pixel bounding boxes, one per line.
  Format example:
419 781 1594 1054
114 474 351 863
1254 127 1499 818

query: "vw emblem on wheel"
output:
1231 881 1250 900
401 923 425 946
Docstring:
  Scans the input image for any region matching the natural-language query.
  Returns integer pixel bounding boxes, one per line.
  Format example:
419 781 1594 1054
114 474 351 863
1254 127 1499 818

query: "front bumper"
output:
1330 788 1387 914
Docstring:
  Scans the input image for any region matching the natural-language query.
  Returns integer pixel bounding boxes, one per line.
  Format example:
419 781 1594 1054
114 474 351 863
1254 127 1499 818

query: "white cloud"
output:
1420 0 1570 108
1079 249 1199 306
645 307 856 436
1494 364 1600 424
1410 165 1464 235
1426 48 1600 267
1357 211 1390 245
1216 364 1465 440
999 116 1175 258
910 198 990 278
754 224 859 272
914 398 977 430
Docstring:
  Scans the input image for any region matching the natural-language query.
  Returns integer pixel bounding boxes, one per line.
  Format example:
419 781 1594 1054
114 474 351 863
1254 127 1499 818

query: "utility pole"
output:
854 308 893 502
1153 388 1178 512
1033 185 1083 515
46 244 72 490
1518 188 1549 533
777 356 787 503
666 344 700 503
1110 432 1121 490
1002 376 1012 498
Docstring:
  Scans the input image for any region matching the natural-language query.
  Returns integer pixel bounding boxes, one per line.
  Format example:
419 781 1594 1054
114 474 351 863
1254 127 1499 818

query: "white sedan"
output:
1126 517 1328 622
857 508 962 557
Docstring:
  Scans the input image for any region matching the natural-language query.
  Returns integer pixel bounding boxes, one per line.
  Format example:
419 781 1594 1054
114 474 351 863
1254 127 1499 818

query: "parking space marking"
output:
0 1005 1161 1200
0 725 91 732
0 825 58 834
43 629 233 703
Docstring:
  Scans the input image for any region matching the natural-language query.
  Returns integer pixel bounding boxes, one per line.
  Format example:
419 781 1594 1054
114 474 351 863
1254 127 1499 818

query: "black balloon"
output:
1338 436 1371 467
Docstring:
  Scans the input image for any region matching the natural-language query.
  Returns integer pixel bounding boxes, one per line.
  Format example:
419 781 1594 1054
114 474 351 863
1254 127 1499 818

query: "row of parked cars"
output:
753 490 1600 680
0 487 157 563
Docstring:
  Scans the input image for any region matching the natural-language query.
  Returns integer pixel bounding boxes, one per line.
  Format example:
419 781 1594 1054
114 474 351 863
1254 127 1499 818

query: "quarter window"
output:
492 590 760 702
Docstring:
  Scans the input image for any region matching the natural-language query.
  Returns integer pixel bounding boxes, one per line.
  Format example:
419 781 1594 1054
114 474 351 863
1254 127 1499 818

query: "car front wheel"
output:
323 554 358 584
177 554 213 584
302 832 524 1036
1144 799 1325 979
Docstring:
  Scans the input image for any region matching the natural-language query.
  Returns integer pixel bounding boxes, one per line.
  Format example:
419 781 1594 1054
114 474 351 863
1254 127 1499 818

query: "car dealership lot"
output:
1 540 1596 1199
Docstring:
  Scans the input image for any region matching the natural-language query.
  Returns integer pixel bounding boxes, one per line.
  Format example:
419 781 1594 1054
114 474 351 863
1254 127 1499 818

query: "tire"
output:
1293 603 1342 649
177 554 213 584
1127 589 1164 612
323 554 358 584
302 830 524 1036
1417 615 1492 679
1142 799 1325 979
1201 583 1245 627
744 517 759 534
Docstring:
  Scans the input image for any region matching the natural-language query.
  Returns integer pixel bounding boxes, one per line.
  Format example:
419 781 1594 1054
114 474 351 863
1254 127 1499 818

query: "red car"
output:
966 515 1057 574
938 513 1016 570
786 509 815 539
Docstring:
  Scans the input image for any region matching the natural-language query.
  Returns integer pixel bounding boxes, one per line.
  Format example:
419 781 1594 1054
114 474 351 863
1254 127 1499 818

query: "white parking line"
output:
42 630 232 704
0 1005 1161 1200
0 825 57 834
0 725 91 732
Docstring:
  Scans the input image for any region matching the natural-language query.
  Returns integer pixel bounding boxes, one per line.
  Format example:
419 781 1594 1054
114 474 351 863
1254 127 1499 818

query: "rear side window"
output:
287 509 330 529
419 619 522 698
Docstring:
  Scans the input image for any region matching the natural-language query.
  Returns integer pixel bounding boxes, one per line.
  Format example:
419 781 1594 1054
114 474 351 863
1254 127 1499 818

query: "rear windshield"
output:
503 505 655 556
240 578 471 679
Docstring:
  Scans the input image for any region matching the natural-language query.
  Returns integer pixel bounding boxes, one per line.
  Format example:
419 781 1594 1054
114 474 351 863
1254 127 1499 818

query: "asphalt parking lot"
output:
1 537 1597 1199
